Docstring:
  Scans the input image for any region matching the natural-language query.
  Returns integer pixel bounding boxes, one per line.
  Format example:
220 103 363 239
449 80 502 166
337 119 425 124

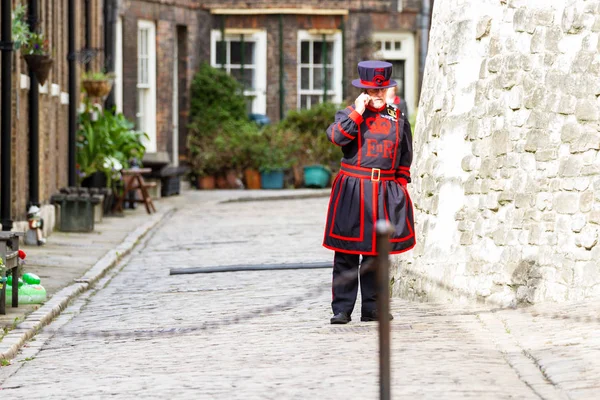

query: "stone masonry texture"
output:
394 0 600 305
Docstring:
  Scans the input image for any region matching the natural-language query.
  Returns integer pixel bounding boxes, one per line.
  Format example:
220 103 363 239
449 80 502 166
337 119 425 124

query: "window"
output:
115 17 123 113
297 30 342 110
373 32 416 117
210 30 267 114
137 20 156 153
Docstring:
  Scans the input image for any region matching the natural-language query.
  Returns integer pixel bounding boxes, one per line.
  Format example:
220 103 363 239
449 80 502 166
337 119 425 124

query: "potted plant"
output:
82 71 115 98
21 32 53 85
255 127 299 190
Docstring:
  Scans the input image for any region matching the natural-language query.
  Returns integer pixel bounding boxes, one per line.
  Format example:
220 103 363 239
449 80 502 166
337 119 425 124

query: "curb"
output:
0 206 175 361
221 190 331 204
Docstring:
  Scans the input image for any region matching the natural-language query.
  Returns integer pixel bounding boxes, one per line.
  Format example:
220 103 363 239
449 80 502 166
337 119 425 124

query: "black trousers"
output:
331 252 377 315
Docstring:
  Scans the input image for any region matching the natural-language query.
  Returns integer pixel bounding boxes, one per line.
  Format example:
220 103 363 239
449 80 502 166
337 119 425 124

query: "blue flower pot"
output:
303 165 331 188
260 170 285 189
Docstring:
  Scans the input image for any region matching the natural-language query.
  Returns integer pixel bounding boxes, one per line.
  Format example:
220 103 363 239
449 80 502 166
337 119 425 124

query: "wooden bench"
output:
0 232 24 315
113 168 157 214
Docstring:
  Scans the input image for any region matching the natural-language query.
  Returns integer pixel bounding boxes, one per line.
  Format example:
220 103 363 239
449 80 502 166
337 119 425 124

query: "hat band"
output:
360 79 390 87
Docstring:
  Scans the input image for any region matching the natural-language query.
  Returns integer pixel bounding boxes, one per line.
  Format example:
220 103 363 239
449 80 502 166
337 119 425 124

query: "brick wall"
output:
1 0 98 222
120 0 204 161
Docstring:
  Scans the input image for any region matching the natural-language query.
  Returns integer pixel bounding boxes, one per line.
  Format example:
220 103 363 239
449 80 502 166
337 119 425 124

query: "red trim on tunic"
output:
391 184 415 243
372 181 377 253
323 174 341 246
323 240 416 256
337 123 354 140
328 177 364 242
389 241 416 255
349 110 364 125
357 119 362 166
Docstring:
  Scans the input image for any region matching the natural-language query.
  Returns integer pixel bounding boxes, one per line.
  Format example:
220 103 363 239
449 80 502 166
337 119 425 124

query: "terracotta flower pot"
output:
244 168 261 190
82 79 113 98
197 175 215 190
216 175 228 189
23 54 54 85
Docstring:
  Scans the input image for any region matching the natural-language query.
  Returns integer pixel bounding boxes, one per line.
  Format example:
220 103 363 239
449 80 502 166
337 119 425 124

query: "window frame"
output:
297 30 343 110
372 31 416 117
136 20 157 153
210 30 267 114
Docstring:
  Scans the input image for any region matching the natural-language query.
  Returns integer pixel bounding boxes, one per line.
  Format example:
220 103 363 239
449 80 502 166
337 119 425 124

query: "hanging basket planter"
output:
82 79 113 98
23 54 54 86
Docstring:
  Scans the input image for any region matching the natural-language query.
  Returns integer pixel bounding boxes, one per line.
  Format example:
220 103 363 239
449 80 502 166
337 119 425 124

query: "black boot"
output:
361 310 393 322
330 312 352 324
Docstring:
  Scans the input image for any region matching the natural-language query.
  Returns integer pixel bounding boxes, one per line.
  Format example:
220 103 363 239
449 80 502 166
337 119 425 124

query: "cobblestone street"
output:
0 190 598 399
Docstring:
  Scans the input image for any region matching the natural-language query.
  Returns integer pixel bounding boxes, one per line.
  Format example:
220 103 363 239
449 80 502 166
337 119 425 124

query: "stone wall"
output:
393 0 600 305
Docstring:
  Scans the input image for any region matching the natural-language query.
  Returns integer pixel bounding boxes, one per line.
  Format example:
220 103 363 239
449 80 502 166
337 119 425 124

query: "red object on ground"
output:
18 249 26 259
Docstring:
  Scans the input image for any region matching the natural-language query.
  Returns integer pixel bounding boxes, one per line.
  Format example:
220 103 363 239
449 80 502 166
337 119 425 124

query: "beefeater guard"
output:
323 60 415 325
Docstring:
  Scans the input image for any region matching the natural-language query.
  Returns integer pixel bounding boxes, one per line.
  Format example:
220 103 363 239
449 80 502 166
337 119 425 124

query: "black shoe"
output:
330 312 351 324
361 310 394 322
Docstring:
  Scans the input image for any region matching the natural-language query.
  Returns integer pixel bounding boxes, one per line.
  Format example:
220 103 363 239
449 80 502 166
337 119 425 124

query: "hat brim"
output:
351 79 397 89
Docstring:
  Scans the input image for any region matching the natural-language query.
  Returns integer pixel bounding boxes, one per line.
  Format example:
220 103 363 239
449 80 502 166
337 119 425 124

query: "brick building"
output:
114 0 425 164
1 0 104 227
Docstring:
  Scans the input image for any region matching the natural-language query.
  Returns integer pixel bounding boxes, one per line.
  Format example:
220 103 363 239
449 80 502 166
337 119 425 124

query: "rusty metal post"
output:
375 220 394 400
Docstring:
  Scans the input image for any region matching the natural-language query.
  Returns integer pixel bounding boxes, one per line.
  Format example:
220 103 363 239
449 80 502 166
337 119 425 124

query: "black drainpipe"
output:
1 0 14 231
28 0 40 208
68 0 77 186
278 14 284 120
84 0 91 72
104 0 116 111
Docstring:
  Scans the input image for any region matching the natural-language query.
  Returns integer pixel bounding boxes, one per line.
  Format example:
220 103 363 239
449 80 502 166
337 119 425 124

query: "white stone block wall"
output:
393 0 600 305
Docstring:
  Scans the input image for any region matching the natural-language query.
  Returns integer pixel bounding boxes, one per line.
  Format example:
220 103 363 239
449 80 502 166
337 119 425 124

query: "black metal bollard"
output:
375 220 394 400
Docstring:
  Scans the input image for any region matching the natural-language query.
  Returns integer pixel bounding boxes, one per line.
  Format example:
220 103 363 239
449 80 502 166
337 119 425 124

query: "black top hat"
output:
351 60 397 89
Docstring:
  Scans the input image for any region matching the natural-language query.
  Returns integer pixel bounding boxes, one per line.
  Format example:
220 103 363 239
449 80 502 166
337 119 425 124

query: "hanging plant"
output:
81 71 115 98
22 32 53 85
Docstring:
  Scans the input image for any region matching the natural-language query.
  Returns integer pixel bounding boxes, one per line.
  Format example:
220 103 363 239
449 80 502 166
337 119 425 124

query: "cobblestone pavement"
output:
0 190 599 399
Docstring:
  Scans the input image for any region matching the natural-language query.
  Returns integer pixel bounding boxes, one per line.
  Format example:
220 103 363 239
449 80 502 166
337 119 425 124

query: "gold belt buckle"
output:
371 168 381 182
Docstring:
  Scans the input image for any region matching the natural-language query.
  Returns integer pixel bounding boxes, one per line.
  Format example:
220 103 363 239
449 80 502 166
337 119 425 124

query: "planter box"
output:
260 170 285 189
51 193 101 232
303 165 331 188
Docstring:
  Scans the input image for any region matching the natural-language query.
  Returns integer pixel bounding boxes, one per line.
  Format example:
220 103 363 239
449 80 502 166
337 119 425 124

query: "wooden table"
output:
113 168 157 214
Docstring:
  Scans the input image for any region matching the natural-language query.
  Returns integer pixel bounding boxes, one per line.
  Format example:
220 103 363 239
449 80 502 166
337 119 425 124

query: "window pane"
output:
230 67 242 84
245 96 253 114
378 41 384 51
327 95 335 103
313 67 323 90
300 95 309 109
243 69 253 89
216 40 226 65
385 41 391 50
301 67 310 90
325 41 333 65
301 41 310 64
136 90 145 131
326 67 333 91
395 41 402 50
310 95 321 107
230 41 241 64
244 42 255 65
313 41 323 64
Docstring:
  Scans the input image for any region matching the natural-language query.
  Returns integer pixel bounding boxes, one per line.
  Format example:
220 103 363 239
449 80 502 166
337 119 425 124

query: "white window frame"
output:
137 20 157 153
115 16 123 113
210 30 267 114
297 30 343 110
372 32 416 116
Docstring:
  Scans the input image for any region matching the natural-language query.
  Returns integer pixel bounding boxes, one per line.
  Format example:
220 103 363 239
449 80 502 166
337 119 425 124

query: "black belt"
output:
340 163 396 182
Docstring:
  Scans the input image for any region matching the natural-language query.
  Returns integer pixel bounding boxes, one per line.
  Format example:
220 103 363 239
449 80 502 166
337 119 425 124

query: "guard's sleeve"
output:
326 106 363 146
396 116 413 186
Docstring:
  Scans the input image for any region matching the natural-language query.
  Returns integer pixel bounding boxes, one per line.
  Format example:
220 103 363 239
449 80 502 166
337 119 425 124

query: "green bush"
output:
187 63 260 176
278 102 342 170
76 101 148 185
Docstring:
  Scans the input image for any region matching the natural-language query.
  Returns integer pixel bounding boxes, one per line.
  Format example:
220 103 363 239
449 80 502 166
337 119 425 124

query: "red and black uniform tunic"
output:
323 103 415 256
